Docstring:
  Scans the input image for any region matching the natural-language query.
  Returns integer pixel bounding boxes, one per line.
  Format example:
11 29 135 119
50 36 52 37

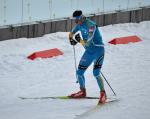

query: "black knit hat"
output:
73 10 82 17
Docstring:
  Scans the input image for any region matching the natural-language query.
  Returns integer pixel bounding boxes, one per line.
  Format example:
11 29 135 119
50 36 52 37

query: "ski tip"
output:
97 98 119 105
19 97 24 99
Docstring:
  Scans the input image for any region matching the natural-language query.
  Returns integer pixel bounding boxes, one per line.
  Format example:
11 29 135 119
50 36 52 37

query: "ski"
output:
74 97 119 118
19 96 99 100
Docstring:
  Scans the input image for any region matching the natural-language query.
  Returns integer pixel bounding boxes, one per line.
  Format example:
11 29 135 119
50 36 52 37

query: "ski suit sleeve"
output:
71 25 80 34
86 18 97 42
71 25 85 45
68 25 79 40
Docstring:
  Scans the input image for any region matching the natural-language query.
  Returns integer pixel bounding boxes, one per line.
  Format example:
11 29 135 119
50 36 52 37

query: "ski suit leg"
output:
77 50 95 89
93 47 105 91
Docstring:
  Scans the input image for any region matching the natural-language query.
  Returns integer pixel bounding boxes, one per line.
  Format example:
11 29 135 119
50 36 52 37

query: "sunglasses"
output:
74 16 81 20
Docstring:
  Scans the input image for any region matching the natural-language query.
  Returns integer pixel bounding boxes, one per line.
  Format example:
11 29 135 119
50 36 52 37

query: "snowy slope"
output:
0 21 150 119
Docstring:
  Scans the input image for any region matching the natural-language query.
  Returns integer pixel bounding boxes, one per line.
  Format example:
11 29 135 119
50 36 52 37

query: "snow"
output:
0 21 150 119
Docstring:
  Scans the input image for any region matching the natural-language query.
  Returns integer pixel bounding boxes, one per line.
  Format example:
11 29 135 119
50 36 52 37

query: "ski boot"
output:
98 90 107 104
68 88 86 98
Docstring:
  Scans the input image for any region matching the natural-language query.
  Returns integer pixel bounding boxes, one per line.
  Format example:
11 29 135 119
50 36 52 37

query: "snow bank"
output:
0 21 150 119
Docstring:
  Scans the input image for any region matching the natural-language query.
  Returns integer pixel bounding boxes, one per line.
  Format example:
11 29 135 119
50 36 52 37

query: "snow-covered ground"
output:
0 21 150 119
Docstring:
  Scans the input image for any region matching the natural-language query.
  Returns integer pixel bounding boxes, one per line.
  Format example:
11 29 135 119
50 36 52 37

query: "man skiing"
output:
68 10 106 104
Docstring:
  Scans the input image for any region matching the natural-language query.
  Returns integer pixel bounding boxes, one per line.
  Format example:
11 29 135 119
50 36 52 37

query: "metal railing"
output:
0 0 150 26
0 6 150 41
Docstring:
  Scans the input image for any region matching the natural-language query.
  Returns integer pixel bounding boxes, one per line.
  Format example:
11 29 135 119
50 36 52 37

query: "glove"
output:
75 33 85 45
70 38 77 45
75 33 81 42
68 32 77 46
69 32 73 40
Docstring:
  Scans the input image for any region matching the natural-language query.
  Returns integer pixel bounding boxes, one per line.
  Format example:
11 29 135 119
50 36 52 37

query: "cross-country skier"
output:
68 10 107 104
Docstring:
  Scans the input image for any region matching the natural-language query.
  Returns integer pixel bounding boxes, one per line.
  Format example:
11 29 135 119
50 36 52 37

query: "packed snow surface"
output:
0 21 150 119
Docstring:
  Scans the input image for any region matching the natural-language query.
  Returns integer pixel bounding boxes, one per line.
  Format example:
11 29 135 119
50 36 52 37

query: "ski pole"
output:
72 46 78 83
101 72 116 96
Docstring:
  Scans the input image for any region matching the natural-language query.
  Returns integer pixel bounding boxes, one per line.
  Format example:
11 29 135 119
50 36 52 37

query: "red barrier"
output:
108 35 142 45
27 48 63 60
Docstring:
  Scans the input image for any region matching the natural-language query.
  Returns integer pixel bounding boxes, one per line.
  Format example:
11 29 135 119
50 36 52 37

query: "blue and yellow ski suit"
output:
71 18 105 91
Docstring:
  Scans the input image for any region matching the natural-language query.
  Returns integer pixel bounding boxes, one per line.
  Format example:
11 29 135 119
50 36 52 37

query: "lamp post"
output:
48 0 52 20
21 0 24 24
3 0 6 24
